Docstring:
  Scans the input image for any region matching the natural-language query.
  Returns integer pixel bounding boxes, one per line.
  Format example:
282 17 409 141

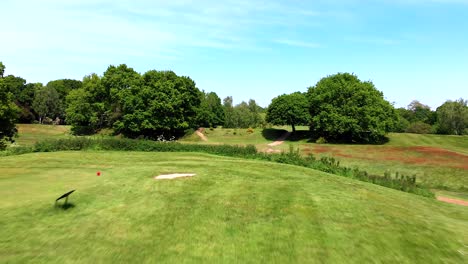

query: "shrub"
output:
405 122 432 134
246 127 254 134
316 137 327 144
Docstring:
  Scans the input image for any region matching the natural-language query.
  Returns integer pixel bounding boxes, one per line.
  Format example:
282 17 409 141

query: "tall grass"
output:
3 137 434 198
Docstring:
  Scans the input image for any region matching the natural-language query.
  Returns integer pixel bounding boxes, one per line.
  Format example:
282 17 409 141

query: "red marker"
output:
97 171 101 176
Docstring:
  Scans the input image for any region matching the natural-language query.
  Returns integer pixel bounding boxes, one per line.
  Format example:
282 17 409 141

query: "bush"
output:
316 137 327 144
246 127 254 134
405 122 432 134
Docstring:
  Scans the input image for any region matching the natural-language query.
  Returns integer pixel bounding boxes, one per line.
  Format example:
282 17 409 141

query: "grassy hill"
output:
1 152 467 263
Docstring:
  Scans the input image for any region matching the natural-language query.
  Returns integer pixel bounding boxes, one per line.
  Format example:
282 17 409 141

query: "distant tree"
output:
0 64 19 149
307 73 397 143
0 62 5 78
406 100 436 125
266 92 310 133
393 109 410 133
435 98 468 135
234 101 252 128
223 96 236 128
248 99 263 127
46 79 82 121
32 86 62 123
196 91 225 127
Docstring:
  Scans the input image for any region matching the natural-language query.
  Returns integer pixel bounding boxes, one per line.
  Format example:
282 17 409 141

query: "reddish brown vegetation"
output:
437 196 468 206
305 145 468 169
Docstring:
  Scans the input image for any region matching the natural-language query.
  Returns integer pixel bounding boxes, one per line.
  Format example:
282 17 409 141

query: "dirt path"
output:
437 196 468 206
268 132 291 147
195 128 208 141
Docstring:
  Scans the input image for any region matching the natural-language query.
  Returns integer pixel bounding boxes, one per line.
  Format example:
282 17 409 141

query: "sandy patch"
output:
267 132 291 147
154 173 196 180
195 128 208 141
437 196 468 206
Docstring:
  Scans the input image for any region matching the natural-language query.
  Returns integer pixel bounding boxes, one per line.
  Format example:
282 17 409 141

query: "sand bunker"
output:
154 173 196 180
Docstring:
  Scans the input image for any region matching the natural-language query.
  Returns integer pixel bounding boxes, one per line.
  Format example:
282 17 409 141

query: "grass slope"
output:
1 152 467 263
15 124 71 146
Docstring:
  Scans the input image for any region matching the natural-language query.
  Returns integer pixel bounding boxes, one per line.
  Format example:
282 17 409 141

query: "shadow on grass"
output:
262 128 390 145
262 128 314 142
55 203 76 211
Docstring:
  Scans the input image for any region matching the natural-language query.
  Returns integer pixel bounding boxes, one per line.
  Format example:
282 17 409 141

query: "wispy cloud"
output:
275 39 321 48
346 37 401 46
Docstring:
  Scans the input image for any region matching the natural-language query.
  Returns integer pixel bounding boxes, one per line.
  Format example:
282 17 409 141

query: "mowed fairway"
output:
1 152 468 263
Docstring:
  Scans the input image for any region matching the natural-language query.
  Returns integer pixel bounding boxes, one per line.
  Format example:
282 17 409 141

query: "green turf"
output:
15 124 71 146
387 133 468 155
181 127 467 192
1 152 467 263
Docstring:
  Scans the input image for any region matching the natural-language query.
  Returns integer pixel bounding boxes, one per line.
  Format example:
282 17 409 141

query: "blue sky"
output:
1 0 467 109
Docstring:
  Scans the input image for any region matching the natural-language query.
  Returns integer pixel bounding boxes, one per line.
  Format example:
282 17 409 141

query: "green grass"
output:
180 127 467 192
387 133 468 155
1 151 467 263
15 124 71 146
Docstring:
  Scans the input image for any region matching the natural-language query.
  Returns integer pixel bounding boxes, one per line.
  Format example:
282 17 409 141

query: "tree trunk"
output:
291 123 296 133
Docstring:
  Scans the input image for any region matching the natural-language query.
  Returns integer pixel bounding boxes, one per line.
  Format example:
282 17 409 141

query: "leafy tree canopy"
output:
266 92 310 132
0 62 5 78
222 97 264 128
32 86 62 123
196 91 225 128
307 73 397 143
406 100 436 125
66 74 107 134
113 69 202 138
0 63 19 149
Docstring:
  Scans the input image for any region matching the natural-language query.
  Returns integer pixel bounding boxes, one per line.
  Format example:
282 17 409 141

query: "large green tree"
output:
102 64 142 125
113 70 202 138
435 98 467 135
0 64 19 149
307 73 397 143
66 74 107 134
266 92 310 133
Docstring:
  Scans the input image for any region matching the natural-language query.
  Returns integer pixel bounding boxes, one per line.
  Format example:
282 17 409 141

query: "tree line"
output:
265 73 467 142
0 62 264 146
1 61 466 148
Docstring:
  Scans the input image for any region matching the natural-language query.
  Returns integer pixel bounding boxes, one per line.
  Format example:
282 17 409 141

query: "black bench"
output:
55 190 75 207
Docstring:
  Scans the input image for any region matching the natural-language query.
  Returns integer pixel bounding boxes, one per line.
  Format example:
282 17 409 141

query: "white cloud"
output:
275 39 321 48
